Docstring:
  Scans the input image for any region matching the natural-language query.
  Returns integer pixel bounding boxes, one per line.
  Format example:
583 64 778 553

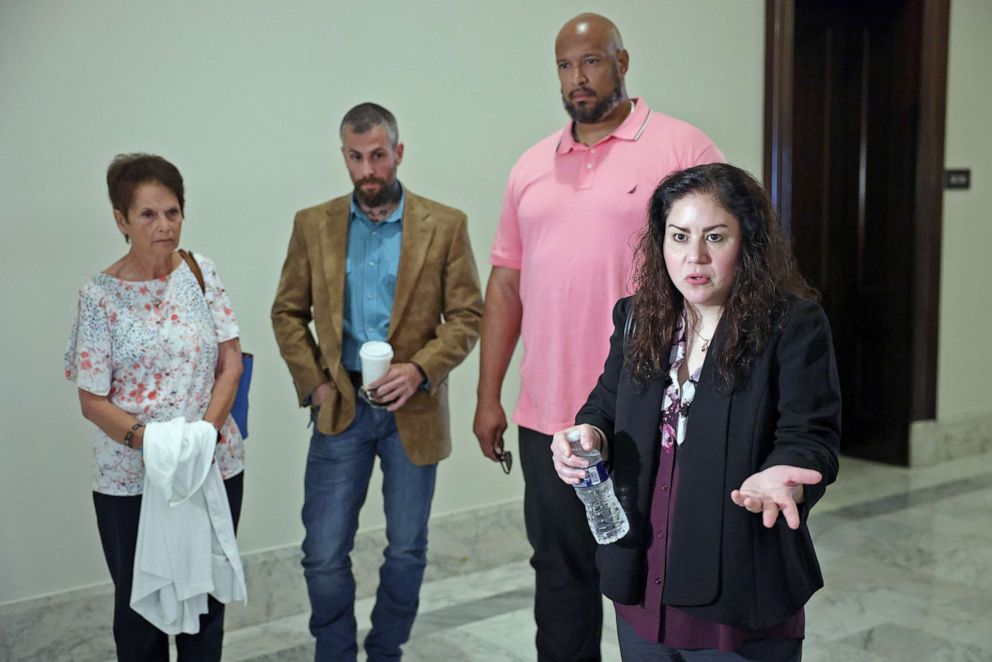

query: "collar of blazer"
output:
318 190 438 345
678 315 732 468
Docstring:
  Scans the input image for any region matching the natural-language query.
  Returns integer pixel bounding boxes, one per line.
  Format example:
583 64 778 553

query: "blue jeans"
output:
302 398 437 662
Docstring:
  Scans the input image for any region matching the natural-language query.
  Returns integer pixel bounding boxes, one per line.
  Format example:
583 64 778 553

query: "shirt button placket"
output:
578 147 596 190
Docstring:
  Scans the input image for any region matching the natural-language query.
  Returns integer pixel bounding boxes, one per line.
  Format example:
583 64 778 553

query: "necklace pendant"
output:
701 339 710 352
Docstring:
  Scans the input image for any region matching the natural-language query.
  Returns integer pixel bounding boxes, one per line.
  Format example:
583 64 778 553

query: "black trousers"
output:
93 472 244 662
616 615 803 661
520 427 602 662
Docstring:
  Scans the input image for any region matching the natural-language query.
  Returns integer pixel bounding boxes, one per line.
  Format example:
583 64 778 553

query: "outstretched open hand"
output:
730 465 822 530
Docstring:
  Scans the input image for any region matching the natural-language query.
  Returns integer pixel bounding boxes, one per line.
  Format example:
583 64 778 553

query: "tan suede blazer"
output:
271 190 483 465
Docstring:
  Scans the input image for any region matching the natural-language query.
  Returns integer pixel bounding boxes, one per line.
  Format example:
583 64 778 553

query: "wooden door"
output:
764 0 949 465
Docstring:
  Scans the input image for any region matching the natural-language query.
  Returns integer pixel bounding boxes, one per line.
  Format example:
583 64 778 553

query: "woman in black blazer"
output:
552 164 840 661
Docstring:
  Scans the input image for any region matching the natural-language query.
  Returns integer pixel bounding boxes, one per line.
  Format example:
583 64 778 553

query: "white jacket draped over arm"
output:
131 417 246 634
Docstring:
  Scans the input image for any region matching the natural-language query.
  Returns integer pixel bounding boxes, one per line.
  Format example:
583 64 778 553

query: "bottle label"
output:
577 461 609 488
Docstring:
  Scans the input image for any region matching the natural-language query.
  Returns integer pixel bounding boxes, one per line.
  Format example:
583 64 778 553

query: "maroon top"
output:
614 320 804 652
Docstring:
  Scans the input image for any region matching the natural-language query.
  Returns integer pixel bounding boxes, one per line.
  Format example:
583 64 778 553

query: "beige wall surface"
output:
937 0 992 420
0 0 763 604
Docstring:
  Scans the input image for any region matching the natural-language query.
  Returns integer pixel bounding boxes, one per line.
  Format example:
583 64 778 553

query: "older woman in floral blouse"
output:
65 153 244 661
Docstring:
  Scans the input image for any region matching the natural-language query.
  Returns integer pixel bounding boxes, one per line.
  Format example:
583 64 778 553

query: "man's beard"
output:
354 177 402 209
562 80 624 124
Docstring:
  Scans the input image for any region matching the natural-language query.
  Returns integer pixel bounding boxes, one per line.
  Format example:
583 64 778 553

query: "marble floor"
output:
144 451 992 661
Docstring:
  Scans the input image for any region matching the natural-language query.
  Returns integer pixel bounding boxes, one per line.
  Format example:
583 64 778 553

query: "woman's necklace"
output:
687 320 713 353
695 330 712 353
127 254 164 308
126 254 147 280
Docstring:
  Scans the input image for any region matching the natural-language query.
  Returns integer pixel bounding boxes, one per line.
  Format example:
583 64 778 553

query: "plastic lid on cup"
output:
360 341 393 358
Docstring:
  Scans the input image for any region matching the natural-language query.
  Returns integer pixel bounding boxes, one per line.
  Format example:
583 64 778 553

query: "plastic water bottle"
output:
568 430 630 544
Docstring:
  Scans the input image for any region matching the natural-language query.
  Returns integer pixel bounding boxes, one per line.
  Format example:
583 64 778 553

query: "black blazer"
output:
576 296 840 629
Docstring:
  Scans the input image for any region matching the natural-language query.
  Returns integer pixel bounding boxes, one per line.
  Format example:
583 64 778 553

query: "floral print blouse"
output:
65 253 245 496
660 316 701 451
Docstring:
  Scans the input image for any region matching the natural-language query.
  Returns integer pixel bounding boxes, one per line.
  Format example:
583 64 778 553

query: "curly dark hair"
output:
627 163 817 392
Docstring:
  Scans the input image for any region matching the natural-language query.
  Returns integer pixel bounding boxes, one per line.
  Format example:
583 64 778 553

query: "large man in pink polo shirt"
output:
474 13 724 661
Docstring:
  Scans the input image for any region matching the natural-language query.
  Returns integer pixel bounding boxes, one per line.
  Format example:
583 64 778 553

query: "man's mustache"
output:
569 87 598 99
357 177 387 187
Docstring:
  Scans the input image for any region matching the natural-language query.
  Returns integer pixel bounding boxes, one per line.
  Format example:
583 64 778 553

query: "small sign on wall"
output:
945 169 971 190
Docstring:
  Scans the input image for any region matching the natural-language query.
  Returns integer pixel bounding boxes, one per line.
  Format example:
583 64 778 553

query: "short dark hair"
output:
339 102 399 147
628 163 817 391
107 153 185 217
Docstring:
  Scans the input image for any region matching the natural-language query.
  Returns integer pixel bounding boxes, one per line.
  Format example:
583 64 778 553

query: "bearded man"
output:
473 14 724 662
273 102 482 662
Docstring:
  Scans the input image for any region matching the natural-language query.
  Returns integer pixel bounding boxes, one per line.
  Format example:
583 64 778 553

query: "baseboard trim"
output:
0 500 527 662
910 412 992 466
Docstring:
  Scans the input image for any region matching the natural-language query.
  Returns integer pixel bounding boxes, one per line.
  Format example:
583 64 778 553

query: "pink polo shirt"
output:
490 99 724 435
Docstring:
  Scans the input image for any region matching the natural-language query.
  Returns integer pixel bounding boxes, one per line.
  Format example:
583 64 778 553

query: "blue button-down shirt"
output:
341 187 405 372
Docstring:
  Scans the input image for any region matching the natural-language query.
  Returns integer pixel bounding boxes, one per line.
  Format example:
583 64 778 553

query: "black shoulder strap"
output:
623 299 635 351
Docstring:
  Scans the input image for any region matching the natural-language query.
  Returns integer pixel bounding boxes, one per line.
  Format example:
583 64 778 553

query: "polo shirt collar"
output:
556 97 650 154
350 182 405 225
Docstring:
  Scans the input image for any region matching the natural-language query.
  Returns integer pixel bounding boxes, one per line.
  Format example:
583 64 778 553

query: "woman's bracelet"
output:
123 422 145 449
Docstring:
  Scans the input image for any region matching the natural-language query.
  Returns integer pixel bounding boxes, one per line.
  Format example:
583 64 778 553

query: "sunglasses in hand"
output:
496 448 513 475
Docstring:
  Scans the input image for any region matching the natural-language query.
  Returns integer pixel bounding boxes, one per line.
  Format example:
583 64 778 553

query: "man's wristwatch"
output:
413 363 429 389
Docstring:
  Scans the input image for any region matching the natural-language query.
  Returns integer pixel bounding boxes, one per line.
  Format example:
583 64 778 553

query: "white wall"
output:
0 0 764 604
937 0 992 420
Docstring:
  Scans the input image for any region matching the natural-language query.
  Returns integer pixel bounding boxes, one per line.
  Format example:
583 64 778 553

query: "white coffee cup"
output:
359 341 394 387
